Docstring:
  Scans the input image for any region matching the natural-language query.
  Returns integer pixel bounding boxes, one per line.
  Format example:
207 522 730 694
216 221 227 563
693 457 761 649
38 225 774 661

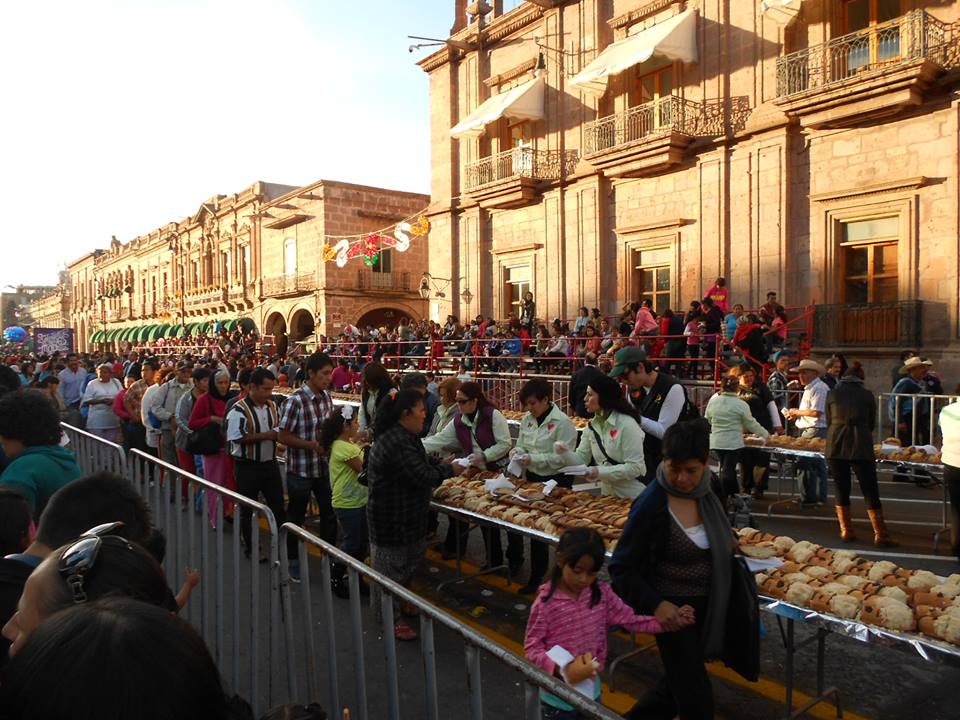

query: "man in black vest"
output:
610 347 690 485
226 367 286 564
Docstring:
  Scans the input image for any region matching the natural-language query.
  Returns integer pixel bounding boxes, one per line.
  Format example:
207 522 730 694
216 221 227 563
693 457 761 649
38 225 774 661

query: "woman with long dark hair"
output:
367 389 462 641
359 361 393 438
558 373 646 498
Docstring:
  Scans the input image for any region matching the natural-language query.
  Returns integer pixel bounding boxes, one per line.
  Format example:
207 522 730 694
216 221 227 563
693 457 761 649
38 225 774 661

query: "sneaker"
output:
288 560 301 583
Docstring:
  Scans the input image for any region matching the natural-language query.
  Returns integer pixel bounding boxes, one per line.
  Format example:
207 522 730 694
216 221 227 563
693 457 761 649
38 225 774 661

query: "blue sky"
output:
0 0 454 287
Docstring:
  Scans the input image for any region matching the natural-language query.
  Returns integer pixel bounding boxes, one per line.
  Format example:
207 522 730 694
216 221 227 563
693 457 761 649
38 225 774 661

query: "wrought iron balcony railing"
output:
813 300 923 348
354 271 411 292
584 96 718 156
263 272 316 297
227 284 247 303
776 10 949 99
464 148 578 191
184 288 227 309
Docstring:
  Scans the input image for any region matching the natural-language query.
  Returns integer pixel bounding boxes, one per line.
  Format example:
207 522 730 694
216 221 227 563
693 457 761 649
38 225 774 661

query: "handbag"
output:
186 421 222 456
721 555 760 682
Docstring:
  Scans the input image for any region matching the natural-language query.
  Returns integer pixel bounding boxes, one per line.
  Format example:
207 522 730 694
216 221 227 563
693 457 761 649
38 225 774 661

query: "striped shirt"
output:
226 397 279 462
278 384 332 477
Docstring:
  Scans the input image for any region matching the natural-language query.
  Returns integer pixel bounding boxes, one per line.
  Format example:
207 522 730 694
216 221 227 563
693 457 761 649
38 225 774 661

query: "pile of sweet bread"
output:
740 528 960 645
331 392 360 402
873 437 942 464
744 434 942 465
432 473 630 551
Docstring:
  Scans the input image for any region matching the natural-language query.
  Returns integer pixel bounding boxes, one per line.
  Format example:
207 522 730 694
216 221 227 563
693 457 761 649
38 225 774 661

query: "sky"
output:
0 0 455 289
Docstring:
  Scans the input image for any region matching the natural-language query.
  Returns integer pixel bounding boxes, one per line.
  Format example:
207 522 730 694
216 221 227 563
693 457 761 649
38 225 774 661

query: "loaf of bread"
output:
860 596 916 632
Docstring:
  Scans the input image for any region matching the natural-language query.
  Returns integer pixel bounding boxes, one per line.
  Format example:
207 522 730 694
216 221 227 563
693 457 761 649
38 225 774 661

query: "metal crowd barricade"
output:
877 392 958 447
279 523 622 720
61 423 127 477
126 449 282 716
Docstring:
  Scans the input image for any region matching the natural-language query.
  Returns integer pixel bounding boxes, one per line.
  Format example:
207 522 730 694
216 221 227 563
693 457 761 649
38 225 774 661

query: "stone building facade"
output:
27 287 70 329
65 179 429 353
419 0 960 380
257 180 430 347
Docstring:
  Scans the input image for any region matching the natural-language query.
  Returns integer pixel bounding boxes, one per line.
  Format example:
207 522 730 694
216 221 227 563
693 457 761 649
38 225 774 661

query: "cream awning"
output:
568 9 698 98
450 75 545 139
761 0 806 25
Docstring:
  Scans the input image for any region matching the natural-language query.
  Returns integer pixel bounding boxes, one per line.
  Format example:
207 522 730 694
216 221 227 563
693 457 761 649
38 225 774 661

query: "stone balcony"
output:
774 10 952 129
583 96 720 178
354 270 412 293
263 272 316 298
463 148 578 209
184 287 227 310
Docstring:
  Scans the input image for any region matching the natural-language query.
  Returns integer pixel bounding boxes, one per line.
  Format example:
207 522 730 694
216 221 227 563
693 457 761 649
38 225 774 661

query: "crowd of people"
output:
0 285 957 718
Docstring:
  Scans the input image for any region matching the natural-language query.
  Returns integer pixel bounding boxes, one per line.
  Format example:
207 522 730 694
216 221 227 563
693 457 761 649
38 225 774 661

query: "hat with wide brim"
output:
792 359 826 375
900 356 933 374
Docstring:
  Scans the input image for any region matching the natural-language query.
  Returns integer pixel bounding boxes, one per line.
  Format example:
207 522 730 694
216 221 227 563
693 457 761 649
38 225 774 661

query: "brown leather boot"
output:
835 505 856 542
867 508 897 547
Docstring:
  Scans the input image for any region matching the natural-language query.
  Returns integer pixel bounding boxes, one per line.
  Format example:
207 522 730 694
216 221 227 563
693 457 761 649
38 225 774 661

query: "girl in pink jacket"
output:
524 527 692 717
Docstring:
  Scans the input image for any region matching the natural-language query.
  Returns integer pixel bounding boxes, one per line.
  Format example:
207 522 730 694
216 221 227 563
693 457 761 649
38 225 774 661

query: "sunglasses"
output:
57 521 129 604
455 397 473 405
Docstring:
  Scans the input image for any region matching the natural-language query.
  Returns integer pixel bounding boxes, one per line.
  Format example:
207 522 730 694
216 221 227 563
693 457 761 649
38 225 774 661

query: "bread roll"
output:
772 536 796 554
787 541 819 564
930 584 960 600
740 543 777 559
860 596 916 632
877 586 909 604
907 570 939 593
829 593 861 619
785 582 816 606
868 561 898 582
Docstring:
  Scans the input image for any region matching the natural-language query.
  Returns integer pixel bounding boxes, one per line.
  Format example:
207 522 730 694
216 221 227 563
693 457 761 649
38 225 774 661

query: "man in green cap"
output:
610 346 693 484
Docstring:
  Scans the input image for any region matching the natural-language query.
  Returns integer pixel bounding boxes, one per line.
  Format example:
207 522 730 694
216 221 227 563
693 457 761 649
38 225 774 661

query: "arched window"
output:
284 238 297 276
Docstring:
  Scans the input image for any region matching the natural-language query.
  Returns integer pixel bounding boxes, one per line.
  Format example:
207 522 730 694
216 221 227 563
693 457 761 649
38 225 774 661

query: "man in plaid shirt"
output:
278 352 337 581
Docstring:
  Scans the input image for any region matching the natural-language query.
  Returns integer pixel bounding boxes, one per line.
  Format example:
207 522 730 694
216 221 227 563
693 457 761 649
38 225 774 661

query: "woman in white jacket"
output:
513 378 578 593
559 373 646 499
704 376 770 504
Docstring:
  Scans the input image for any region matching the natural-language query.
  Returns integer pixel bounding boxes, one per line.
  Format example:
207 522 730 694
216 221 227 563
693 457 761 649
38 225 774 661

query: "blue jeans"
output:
286 467 337 559
334 506 368 562
797 427 828 503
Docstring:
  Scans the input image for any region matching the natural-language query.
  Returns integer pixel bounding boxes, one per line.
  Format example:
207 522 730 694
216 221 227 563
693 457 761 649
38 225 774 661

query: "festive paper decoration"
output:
320 212 430 266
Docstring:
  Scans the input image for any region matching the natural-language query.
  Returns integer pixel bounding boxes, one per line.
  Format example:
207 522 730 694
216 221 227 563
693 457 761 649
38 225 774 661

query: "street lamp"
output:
418 272 473 305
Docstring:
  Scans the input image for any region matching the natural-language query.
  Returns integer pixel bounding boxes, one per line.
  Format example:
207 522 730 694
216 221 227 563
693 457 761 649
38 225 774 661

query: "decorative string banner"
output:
320 213 430 268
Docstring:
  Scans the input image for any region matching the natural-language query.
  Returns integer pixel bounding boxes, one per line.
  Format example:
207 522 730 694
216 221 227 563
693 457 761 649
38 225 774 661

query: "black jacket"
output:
366 424 454 546
825 379 876 461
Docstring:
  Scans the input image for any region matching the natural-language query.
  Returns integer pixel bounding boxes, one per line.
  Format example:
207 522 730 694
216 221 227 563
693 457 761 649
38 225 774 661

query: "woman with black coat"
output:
825 361 894 547
611 419 739 720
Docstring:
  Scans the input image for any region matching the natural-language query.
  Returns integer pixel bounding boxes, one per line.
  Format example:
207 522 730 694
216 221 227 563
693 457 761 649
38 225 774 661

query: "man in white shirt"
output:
784 359 828 506
145 361 193 468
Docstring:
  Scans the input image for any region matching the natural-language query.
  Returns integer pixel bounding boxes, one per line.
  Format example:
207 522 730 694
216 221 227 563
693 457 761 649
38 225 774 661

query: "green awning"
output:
164 324 180 338
122 327 137 342
137 326 153 342
149 325 168 341
105 329 119 342
238 318 256 333
89 330 103 343
184 322 199 337
222 319 238 332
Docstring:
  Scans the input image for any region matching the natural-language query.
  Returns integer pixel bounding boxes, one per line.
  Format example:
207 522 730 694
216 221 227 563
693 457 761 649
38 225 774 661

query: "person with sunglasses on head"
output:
422 381 520 571
1 521 178 657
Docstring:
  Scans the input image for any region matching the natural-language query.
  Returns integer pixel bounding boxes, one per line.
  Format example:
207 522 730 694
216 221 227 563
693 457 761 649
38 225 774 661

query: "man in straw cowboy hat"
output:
783 359 829 507
890 356 935 486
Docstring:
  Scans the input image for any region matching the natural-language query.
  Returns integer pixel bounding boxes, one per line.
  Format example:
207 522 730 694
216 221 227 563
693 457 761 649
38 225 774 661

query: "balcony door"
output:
841 0 902 75
503 264 531 319
628 66 673 141
631 246 672 315
500 120 532 179
837 215 901 343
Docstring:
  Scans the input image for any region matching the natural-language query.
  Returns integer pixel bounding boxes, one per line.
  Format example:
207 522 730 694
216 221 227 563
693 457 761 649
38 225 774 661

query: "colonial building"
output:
257 180 430 344
66 179 429 353
27 286 71 330
419 0 960 378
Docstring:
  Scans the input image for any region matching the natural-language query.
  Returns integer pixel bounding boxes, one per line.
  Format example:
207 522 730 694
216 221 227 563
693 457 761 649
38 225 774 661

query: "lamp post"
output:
418 272 473 305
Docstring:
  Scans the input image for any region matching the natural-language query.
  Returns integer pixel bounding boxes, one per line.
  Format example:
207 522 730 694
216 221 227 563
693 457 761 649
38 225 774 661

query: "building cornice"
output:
811 176 928 202
484 58 538 88
614 217 688 235
418 47 453 73
485 4 545 43
609 0 683 30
